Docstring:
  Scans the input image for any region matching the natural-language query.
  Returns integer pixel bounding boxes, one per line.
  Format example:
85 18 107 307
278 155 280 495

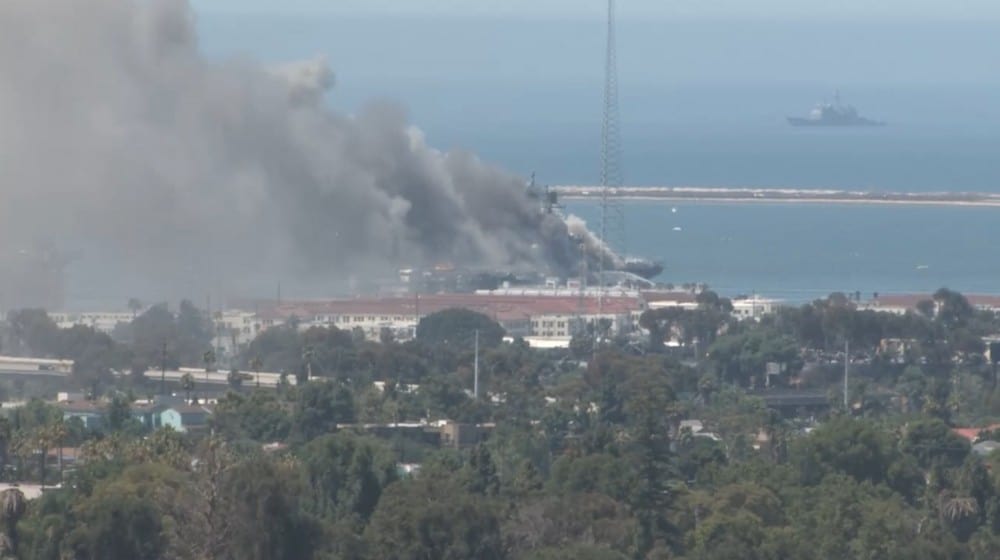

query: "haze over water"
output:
68 8 1000 305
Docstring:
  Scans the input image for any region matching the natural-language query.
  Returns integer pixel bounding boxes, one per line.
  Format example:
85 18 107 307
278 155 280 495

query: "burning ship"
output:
527 175 664 281
621 257 664 280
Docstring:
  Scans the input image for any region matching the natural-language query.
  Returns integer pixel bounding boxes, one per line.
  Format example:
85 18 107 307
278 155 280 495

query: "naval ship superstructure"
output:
788 92 885 127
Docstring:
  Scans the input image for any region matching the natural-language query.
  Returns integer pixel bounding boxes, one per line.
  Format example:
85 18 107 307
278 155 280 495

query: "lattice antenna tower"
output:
598 0 625 316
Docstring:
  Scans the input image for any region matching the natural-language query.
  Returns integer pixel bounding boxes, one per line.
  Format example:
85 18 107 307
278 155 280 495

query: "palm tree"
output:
29 422 68 486
227 368 243 389
941 494 979 524
44 422 68 482
127 298 143 320
0 419 11 481
301 347 314 382
250 355 263 388
203 348 217 386
203 349 216 377
181 373 195 403
0 488 26 558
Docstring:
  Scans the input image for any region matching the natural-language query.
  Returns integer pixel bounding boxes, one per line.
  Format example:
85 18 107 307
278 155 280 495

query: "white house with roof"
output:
730 296 781 320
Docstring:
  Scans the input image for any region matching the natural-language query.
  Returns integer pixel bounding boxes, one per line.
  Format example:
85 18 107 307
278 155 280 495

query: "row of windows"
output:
53 314 131 322
326 315 412 324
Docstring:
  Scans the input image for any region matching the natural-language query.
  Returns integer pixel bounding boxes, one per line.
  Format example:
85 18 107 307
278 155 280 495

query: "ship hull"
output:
621 261 664 280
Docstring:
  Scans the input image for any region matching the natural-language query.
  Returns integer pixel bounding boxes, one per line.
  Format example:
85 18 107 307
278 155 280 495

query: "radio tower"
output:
597 0 624 325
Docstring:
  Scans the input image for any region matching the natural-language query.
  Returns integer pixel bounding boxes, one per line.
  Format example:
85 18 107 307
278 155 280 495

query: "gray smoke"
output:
0 0 588 301
565 215 624 270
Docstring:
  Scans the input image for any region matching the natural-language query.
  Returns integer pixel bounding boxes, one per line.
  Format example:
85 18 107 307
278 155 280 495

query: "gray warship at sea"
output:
788 92 885 127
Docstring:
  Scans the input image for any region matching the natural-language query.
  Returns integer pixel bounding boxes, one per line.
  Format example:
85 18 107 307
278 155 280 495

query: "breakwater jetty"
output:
553 186 1000 208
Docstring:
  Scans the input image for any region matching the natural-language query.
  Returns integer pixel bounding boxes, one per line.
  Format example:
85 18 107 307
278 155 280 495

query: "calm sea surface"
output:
567 201 1000 302
66 14 1000 306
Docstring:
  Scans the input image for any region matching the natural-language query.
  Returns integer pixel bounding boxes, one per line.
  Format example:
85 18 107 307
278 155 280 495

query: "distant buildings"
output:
209 310 262 365
259 291 647 343
158 402 213 433
33 283 794 359
57 397 106 430
730 295 781 320
861 293 1000 315
0 356 73 375
57 393 214 433
337 420 494 450
49 311 134 335
644 291 781 322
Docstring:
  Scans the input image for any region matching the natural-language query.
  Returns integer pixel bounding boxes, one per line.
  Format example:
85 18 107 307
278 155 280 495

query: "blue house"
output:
58 400 106 430
159 404 212 433
131 402 163 430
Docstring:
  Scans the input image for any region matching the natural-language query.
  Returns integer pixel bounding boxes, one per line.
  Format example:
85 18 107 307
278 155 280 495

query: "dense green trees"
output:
416 308 505 349
292 380 356 441
218 458 320 560
5 288 1000 558
78 300 211 377
298 433 397 522
795 416 894 484
707 329 801 388
211 390 291 442
366 476 505 560
639 290 734 353
64 465 171 560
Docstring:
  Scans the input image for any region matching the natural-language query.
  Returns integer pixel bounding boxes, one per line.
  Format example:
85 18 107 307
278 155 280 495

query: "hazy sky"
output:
194 0 1000 21
192 0 1000 149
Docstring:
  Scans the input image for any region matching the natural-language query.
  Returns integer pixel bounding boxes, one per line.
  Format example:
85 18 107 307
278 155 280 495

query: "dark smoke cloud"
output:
0 0 585 301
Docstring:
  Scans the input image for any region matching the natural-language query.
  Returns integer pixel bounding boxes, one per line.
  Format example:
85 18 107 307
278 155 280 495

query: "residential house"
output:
57 400 105 430
973 441 1000 457
952 424 1000 443
439 421 493 449
730 296 781 320
131 402 163 430
159 404 213 433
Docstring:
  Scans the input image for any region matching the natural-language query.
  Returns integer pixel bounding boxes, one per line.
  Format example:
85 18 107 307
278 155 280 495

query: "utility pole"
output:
206 293 215 368
414 290 420 340
160 341 167 397
303 347 313 381
473 329 480 400
843 339 850 410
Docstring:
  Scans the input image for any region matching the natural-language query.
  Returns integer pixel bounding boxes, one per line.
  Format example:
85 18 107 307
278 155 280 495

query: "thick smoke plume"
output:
0 0 590 300
565 215 624 270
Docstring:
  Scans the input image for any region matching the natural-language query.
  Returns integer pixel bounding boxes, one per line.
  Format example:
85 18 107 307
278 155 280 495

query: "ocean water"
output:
63 13 999 305
566 201 1000 302
194 12 1000 189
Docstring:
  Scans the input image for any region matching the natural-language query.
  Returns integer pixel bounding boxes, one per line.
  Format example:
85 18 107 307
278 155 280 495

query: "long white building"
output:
49 311 135 334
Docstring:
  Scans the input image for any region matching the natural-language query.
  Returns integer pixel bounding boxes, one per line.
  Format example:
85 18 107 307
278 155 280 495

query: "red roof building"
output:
255 292 646 340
